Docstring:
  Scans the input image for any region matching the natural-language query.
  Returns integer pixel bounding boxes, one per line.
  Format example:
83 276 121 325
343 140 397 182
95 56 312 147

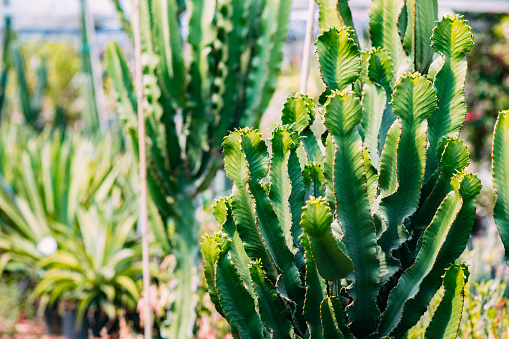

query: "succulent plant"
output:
202 0 481 337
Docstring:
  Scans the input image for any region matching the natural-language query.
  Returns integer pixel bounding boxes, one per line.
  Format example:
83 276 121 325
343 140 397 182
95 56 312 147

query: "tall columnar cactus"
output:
106 0 292 336
203 1 481 337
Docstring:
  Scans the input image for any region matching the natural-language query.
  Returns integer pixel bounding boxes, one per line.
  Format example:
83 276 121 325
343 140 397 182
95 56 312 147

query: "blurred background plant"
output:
461 13 509 166
0 122 141 337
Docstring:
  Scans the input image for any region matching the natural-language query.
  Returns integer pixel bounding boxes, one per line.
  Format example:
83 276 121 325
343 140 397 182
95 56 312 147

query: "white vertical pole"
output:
300 0 316 93
132 0 152 337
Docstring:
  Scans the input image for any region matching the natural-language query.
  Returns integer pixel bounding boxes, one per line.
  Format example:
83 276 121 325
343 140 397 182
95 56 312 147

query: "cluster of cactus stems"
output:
106 0 292 336
203 0 485 337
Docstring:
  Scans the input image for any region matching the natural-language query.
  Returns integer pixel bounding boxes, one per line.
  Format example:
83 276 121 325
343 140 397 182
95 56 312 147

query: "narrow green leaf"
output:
12 46 34 124
105 42 137 128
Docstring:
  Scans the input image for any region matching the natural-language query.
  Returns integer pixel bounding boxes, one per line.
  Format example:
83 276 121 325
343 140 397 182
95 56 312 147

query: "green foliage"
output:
0 124 141 328
34 205 142 324
410 265 509 339
203 1 481 337
107 0 292 336
0 124 133 274
11 44 47 127
493 110 509 265
0 16 13 119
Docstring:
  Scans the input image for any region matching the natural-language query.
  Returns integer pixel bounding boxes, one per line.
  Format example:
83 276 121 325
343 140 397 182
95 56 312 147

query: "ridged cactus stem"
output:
203 3 478 337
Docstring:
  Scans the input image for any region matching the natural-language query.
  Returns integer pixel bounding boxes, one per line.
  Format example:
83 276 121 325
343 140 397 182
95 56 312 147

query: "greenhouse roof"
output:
1 0 508 33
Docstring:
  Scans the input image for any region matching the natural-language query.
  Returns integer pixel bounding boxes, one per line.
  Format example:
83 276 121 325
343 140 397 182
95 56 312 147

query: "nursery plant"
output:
34 204 143 331
203 0 482 337
106 0 292 336
0 124 133 274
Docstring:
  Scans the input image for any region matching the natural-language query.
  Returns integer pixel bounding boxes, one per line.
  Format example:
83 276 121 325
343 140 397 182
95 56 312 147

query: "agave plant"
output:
34 204 142 326
202 0 481 337
0 124 134 273
106 0 292 336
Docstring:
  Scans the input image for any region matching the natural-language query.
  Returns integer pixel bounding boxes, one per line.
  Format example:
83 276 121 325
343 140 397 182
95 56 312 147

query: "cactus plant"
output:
493 110 509 265
202 1 481 337
106 0 292 336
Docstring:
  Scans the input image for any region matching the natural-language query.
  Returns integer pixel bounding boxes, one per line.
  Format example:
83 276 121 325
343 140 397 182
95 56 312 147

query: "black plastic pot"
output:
43 304 62 335
62 305 109 339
